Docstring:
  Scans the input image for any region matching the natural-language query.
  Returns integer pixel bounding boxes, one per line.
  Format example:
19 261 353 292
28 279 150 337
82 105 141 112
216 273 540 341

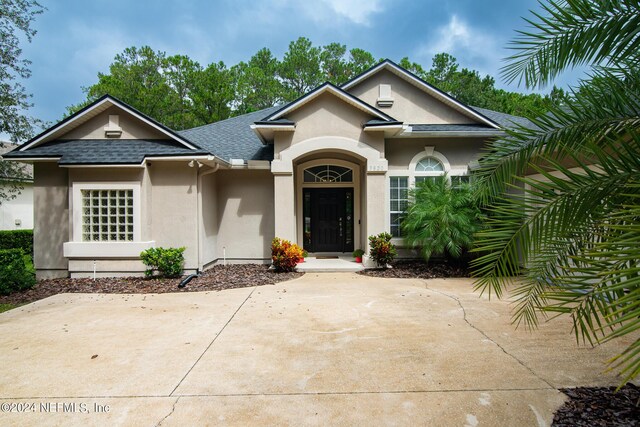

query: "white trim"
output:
272 136 387 174
63 241 155 258
71 182 142 244
363 124 404 131
2 157 61 162
263 84 395 123
341 61 501 129
61 163 145 169
20 96 199 151
250 124 295 131
402 130 505 138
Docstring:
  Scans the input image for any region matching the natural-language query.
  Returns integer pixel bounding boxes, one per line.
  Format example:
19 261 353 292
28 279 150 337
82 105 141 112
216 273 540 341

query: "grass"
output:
0 303 23 313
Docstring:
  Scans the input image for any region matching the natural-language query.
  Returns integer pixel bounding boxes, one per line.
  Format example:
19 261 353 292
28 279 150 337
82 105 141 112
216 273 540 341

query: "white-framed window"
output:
390 176 408 238
388 147 470 239
72 183 141 243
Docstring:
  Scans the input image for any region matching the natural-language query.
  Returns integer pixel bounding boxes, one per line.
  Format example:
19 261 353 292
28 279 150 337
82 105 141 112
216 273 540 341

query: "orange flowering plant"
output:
271 237 304 272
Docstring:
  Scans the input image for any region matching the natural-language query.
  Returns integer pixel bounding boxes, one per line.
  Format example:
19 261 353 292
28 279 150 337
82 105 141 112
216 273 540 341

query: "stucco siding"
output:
0 183 33 230
62 106 169 140
216 170 274 261
274 93 384 155
33 163 69 279
385 138 486 170
149 162 198 270
347 69 475 125
200 170 218 267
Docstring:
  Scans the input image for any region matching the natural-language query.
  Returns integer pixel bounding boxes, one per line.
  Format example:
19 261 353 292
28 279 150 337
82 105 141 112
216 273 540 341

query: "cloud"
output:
416 14 502 78
318 0 384 25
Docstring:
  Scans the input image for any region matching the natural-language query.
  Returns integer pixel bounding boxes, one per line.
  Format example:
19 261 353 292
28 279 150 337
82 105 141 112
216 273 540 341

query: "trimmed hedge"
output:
0 229 33 257
0 248 36 295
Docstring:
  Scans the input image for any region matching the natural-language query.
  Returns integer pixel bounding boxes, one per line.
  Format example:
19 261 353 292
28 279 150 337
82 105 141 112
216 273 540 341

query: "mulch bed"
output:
0 264 303 305
358 260 470 279
553 384 640 426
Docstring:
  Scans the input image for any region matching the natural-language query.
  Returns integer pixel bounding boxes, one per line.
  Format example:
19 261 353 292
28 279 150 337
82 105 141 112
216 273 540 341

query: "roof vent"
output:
104 115 123 138
377 84 394 107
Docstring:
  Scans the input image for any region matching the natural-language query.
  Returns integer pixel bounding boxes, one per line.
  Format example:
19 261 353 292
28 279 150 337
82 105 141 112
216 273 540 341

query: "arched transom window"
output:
415 157 444 172
303 165 353 183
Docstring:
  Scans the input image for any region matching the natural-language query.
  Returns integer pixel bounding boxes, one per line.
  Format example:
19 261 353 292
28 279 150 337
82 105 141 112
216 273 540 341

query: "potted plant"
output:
352 249 365 263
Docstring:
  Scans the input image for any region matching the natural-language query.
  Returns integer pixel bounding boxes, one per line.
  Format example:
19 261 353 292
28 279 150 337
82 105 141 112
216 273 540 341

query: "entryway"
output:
302 188 354 253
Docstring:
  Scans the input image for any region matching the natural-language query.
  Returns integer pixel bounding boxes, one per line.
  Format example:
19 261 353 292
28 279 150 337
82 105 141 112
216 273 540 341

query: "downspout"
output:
197 163 220 272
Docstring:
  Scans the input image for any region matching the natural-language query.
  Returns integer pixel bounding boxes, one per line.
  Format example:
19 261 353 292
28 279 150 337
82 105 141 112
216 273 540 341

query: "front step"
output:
295 257 364 272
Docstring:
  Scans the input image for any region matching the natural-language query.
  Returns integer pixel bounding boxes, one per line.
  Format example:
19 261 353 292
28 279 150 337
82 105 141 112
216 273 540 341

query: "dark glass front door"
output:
303 188 354 253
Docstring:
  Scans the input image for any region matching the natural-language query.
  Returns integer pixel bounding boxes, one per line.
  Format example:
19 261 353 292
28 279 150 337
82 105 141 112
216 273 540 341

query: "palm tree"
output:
402 175 483 262
472 0 640 383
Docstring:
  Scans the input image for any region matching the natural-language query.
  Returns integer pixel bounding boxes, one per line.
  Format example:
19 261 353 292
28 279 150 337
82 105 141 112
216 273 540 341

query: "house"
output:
4 60 527 279
0 143 34 231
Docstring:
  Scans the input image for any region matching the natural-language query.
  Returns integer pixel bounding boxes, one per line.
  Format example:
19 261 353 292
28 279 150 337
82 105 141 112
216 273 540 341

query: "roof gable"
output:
341 60 501 129
261 82 399 123
18 95 200 152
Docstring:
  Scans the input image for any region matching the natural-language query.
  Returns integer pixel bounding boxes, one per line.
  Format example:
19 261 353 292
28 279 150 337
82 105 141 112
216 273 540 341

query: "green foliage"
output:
140 247 185 278
368 232 396 268
402 176 483 261
352 249 365 258
271 237 303 272
473 0 640 384
0 248 36 295
0 1 44 202
0 229 33 256
68 36 568 130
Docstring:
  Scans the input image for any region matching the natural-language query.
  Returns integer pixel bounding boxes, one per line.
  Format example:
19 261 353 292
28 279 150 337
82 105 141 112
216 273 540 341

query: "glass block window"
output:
415 157 444 172
304 165 353 183
390 176 408 238
81 189 134 242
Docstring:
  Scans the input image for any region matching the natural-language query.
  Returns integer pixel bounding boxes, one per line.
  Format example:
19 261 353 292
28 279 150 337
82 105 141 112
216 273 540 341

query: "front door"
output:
303 188 354 253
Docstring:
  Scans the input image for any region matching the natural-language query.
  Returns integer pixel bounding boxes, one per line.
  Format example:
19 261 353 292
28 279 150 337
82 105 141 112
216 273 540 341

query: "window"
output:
81 189 134 242
304 165 353 183
415 157 444 172
390 176 408 237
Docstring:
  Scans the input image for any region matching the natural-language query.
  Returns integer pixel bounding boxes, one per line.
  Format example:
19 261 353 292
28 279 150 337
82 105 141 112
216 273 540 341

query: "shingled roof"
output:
4 139 209 165
178 106 281 162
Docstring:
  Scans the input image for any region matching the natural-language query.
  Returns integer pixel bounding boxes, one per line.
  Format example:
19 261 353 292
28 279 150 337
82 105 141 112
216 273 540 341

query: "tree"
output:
402 176 483 262
278 37 324 100
345 48 377 77
231 48 283 114
472 0 640 383
0 0 45 202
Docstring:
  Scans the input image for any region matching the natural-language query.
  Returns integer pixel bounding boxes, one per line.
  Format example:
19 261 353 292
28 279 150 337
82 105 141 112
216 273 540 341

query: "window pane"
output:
390 177 408 238
81 188 134 242
415 157 444 172
303 165 353 183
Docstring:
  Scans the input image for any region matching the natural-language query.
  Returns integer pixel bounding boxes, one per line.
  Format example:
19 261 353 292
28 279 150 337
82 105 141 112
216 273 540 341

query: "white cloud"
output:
318 0 384 25
417 14 502 78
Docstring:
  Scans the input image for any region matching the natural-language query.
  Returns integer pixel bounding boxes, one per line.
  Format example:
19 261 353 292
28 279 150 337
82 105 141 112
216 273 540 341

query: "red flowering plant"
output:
271 237 304 272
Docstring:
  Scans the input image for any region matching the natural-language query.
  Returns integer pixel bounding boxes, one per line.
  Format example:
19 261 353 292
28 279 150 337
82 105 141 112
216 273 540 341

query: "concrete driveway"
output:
0 273 633 426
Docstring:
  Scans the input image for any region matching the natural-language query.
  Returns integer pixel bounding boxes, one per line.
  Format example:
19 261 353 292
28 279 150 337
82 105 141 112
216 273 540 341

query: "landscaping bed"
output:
358 260 470 279
0 264 303 306
552 384 640 426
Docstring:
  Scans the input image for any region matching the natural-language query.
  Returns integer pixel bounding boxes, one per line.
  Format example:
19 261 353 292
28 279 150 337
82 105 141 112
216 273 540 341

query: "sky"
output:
20 0 585 126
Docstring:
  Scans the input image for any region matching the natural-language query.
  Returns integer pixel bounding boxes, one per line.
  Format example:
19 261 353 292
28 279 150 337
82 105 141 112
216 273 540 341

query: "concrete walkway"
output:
295 256 363 272
0 273 634 426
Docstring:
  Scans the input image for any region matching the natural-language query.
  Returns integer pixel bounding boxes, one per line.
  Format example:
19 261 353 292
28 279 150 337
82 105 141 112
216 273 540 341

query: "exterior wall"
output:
149 162 198 271
346 69 475 125
0 183 33 230
33 163 69 279
274 93 385 156
386 138 485 170
199 170 218 268
216 170 274 261
62 106 169 140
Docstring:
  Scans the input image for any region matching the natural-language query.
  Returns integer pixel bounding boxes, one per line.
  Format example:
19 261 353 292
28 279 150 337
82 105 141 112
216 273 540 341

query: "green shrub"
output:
368 232 396 268
140 247 186 278
271 237 303 272
0 248 36 295
0 229 33 257
352 249 365 258
402 175 483 261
